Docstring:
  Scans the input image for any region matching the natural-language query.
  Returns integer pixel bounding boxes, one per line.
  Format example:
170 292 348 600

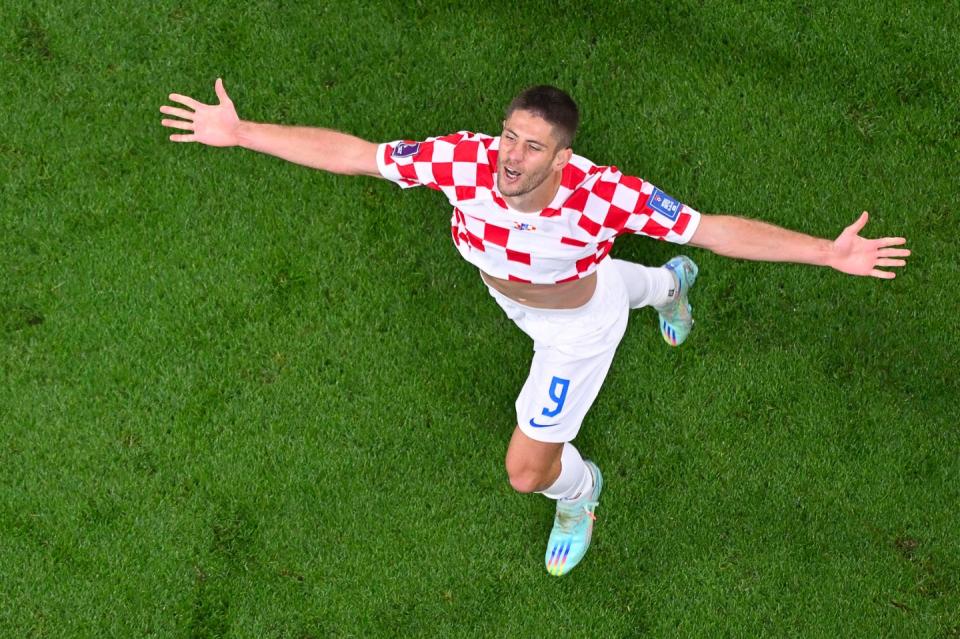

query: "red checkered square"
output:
575 254 596 273
476 164 494 189
437 132 466 146
455 186 477 200
432 162 453 186
577 214 601 236
560 236 588 248
397 161 418 182
453 140 480 162
619 174 644 193
672 211 691 236
640 217 669 238
565 188 588 212
483 223 510 247
590 178 616 201
414 141 435 162
601 204 630 231
596 239 613 261
506 249 531 265
561 164 587 189
466 229 485 251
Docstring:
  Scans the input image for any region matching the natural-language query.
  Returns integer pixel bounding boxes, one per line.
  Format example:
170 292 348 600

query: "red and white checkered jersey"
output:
376 131 701 284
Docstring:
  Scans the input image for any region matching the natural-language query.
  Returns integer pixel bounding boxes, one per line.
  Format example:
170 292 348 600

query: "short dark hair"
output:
505 85 579 149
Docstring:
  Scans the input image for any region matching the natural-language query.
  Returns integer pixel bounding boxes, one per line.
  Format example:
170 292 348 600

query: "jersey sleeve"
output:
376 131 496 193
606 170 702 244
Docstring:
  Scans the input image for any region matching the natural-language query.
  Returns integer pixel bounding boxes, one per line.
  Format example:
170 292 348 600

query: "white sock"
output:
612 259 676 309
539 442 594 501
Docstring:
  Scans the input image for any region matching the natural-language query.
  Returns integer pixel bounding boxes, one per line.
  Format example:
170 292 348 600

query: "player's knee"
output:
504 457 546 494
506 468 542 494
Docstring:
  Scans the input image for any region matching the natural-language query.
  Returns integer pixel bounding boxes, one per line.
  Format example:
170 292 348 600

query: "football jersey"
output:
376 132 701 284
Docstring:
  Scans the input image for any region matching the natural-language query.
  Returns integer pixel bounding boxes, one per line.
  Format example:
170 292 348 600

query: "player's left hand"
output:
828 211 910 279
160 78 240 147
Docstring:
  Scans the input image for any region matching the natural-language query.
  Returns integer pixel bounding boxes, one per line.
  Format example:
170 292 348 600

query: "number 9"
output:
542 376 570 418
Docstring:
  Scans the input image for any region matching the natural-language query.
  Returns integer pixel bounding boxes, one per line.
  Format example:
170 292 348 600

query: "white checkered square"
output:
431 141 455 163
611 181 641 212
584 192 612 229
452 161 478 187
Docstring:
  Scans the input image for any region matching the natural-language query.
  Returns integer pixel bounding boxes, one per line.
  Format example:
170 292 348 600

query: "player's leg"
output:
508 343 619 577
504 426 601 577
504 427 563 494
505 427 592 501
610 258 676 309
611 256 699 346
490 257 628 576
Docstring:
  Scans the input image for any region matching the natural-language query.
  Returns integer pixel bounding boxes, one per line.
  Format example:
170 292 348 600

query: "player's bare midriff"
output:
481 270 597 309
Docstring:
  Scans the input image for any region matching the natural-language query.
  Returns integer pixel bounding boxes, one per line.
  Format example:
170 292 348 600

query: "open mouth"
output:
503 167 521 181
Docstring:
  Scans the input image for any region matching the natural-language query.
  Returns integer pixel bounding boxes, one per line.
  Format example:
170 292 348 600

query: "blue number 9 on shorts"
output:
542 376 570 417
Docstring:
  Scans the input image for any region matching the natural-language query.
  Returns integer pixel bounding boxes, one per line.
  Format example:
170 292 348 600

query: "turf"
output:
1 1 958 637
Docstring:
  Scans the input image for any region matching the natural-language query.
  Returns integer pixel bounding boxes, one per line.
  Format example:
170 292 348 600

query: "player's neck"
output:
504 171 562 213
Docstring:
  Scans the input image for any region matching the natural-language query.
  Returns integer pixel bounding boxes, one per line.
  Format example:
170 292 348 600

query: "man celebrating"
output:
160 80 909 576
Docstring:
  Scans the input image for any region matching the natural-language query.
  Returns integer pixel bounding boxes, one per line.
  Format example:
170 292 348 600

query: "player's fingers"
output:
878 247 910 258
876 258 906 268
169 93 202 109
869 268 896 280
846 211 869 235
160 105 194 119
161 118 194 131
873 237 908 248
169 134 196 143
214 77 231 104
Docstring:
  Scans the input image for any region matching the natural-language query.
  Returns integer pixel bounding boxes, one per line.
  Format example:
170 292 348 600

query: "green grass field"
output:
2 1 958 636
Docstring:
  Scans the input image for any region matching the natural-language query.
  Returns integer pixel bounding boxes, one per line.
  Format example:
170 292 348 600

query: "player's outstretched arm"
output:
160 78 381 177
689 211 910 279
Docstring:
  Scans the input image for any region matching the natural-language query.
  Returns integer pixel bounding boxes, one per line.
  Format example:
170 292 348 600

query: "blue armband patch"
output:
392 142 420 158
647 188 683 221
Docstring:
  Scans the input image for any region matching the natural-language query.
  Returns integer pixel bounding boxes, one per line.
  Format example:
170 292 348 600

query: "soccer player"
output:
160 80 910 576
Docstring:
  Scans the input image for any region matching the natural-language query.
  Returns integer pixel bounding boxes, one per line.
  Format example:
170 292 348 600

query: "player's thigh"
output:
514 344 620 444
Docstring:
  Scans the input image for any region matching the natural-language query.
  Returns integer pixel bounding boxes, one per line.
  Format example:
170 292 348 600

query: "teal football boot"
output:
545 461 602 577
657 256 698 346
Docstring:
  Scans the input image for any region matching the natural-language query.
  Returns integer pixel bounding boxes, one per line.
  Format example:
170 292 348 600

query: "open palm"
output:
160 78 240 147
830 212 910 279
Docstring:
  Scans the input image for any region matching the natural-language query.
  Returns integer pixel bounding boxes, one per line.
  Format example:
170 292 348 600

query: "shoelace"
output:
555 500 599 532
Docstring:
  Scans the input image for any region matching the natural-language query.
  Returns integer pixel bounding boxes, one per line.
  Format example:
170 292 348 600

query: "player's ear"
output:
553 146 573 170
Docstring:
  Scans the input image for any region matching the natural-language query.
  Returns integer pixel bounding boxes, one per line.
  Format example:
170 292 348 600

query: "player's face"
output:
497 110 568 198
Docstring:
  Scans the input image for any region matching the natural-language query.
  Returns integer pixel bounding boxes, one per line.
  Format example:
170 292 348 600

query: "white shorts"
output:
486 257 630 443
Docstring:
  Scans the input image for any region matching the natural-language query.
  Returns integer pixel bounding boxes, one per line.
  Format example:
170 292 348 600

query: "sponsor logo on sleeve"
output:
647 188 683 221
392 142 420 159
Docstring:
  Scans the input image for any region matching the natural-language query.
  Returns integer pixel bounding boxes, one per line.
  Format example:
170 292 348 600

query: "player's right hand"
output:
160 78 240 147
